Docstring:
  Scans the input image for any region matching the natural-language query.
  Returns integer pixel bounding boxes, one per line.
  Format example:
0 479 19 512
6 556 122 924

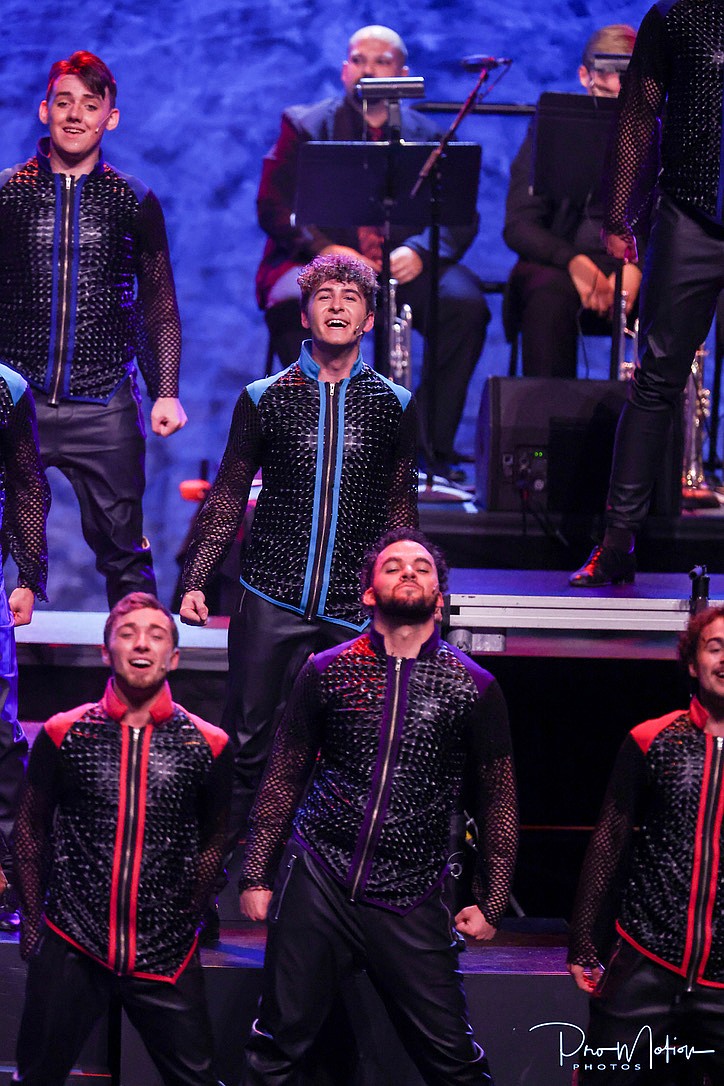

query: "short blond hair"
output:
582 24 636 71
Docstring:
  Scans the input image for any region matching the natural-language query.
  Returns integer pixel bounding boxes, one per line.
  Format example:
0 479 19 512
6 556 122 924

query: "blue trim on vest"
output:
0 364 28 406
297 340 364 380
238 579 369 632
106 163 150 204
46 173 65 388
62 174 87 395
246 365 290 407
317 376 348 615
375 370 413 409
301 380 327 612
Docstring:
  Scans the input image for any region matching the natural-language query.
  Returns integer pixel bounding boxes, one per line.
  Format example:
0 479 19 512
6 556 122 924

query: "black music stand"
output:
296 140 480 488
531 92 625 377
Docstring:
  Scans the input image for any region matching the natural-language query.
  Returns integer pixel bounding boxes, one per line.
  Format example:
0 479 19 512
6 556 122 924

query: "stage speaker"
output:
476 377 682 515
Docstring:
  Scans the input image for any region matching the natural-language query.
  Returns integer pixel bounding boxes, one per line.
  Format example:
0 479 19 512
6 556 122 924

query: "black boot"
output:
569 545 636 587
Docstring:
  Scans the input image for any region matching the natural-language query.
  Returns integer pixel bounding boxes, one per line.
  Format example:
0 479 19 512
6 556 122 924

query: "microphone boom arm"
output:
410 65 493 198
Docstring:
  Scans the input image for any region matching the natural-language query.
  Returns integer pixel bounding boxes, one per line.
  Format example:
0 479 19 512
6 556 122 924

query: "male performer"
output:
0 365 50 932
503 24 640 378
568 604 724 1083
12 592 232 1086
256 24 489 481
180 253 418 838
0 51 186 607
571 0 724 586
239 528 518 1085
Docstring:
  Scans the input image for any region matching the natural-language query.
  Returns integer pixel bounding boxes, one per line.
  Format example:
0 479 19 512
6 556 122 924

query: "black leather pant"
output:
15 929 218 1086
606 196 724 536
244 843 494 1086
34 378 156 608
222 590 354 840
577 938 724 1085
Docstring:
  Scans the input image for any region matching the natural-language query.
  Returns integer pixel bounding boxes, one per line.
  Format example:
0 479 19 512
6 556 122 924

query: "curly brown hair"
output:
297 254 377 314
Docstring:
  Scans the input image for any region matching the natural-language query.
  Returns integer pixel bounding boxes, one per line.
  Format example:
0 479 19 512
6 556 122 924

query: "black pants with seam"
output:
605 196 724 536
578 938 724 1085
34 377 156 608
243 843 494 1086
15 928 218 1086
222 590 355 841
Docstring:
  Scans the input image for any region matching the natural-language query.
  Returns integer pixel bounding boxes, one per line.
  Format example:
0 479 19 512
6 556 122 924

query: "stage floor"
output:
0 922 587 1086
17 566 719 671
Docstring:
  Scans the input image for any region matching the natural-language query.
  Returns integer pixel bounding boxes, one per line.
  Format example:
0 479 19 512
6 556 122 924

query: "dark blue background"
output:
0 0 650 608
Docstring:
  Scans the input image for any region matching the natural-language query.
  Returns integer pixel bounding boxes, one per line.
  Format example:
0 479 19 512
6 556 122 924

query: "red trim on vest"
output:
101 677 174 724
186 711 229 759
44 704 95 748
631 708 689 754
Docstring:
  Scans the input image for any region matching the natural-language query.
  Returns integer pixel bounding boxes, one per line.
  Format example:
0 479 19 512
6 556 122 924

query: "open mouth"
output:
130 658 152 669
326 319 348 329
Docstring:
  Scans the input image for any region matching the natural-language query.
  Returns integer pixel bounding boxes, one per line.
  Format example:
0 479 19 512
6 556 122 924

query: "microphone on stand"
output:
460 55 512 72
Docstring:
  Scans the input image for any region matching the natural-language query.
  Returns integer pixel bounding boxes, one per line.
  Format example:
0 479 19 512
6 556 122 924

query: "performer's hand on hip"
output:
240 888 273 922
151 396 188 437
454 904 497 941
8 586 35 626
179 590 208 626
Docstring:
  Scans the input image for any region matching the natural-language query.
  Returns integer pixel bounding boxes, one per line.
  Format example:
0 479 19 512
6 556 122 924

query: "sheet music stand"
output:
531 92 625 378
296 141 480 228
296 140 480 484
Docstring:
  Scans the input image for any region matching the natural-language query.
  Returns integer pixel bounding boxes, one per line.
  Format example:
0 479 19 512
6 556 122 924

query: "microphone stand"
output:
411 62 495 494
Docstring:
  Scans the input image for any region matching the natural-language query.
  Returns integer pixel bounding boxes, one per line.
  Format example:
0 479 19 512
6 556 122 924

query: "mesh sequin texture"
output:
606 0 724 240
569 708 724 985
13 699 232 976
182 362 419 626
241 631 518 922
0 380 50 598
0 148 180 401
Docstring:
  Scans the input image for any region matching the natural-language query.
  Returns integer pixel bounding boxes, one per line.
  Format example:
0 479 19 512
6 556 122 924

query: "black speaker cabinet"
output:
476 377 682 516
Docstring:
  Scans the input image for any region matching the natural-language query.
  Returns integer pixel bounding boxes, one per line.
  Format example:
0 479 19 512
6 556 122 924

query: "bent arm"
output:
181 389 262 596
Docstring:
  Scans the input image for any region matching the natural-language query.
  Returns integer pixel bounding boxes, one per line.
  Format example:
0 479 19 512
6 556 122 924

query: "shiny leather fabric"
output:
242 626 518 923
0 139 180 403
183 346 418 629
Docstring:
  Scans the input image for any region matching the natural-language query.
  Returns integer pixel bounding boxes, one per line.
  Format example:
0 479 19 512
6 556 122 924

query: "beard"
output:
374 591 438 622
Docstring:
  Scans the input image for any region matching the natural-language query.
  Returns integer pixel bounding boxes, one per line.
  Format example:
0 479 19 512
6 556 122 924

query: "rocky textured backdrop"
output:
1 0 649 609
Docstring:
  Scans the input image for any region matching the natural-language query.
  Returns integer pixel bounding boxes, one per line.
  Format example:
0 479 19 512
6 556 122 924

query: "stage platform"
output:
10 565 720 1010
445 567 716 659
0 922 587 1086
17 566 719 672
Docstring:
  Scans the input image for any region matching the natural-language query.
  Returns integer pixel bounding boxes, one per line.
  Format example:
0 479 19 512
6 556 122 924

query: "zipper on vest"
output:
686 735 724 989
49 174 75 406
113 727 142 973
350 656 403 902
304 381 337 620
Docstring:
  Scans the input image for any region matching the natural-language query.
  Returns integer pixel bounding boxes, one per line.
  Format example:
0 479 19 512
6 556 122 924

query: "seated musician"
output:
256 23 489 482
503 24 642 378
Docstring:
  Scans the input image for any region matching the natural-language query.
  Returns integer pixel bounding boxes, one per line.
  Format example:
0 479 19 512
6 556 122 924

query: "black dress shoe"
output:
569 545 636 587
